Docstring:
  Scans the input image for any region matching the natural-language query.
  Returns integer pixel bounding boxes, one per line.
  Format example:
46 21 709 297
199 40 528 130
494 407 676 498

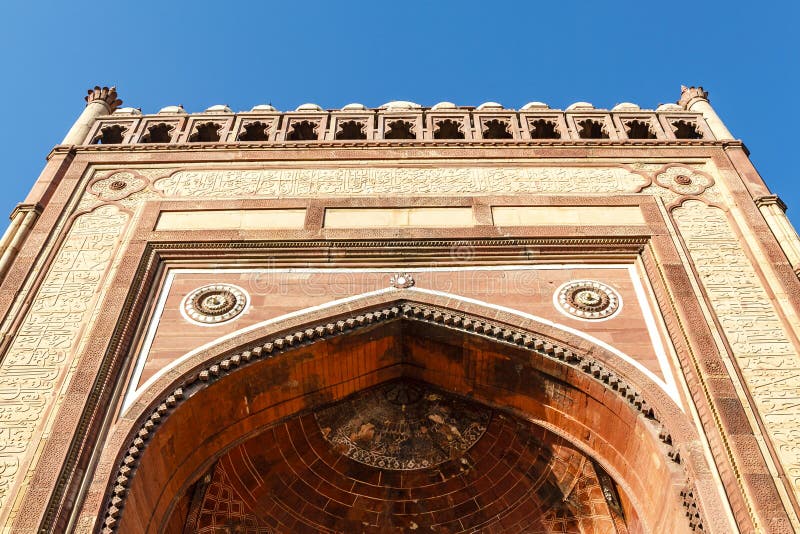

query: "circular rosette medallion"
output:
181 284 249 325
554 280 621 320
316 381 491 470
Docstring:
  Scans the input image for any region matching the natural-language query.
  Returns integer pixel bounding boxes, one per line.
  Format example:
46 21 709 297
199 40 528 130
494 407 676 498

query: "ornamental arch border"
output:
91 290 729 533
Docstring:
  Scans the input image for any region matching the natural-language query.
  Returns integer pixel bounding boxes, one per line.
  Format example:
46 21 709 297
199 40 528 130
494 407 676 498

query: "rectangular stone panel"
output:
492 206 645 226
154 209 307 231
324 207 475 228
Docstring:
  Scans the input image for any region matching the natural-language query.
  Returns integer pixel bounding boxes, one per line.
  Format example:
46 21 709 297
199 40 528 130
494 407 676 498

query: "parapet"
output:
83 100 716 146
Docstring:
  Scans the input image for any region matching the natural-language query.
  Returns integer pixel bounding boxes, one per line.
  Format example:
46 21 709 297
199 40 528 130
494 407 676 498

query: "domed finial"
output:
678 85 709 109
85 86 123 112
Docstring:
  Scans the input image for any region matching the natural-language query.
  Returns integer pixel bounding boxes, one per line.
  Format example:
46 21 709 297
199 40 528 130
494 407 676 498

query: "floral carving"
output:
89 170 148 201
654 165 713 196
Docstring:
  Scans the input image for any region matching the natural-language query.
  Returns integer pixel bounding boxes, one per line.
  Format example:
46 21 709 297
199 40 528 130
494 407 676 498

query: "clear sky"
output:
0 1 797 224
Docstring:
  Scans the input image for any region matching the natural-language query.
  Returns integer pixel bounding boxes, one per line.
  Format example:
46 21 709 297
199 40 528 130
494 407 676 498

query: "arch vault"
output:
92 292 728 533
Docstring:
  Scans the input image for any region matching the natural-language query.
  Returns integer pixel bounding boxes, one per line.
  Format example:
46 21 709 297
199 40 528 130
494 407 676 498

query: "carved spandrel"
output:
0 205 127 510
674 200 800 495
153 166 648 198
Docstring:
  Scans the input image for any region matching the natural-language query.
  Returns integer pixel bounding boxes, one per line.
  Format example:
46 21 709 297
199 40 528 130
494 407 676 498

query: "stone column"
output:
61 86 123 145
678 85 734 140
756 195 800 277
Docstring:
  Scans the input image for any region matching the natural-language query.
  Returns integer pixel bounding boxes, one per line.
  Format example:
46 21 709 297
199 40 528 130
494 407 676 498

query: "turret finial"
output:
85 86 123 112
678 85 709 109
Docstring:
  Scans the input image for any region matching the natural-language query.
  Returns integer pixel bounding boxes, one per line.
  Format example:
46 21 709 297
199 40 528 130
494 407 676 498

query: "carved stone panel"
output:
674 201 800 496
153 166 648 198
0 205 128 515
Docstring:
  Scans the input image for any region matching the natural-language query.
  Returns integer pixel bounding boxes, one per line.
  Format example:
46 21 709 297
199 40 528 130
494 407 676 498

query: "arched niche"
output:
90 292 729 533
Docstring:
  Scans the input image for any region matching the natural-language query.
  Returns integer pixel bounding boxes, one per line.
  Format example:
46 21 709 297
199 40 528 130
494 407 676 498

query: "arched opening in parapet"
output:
576 119 609 139
529 119 560 139
189 122 222 143
286 120 319 141
237 121 270 141
433 119 465 139
481 119 513 139
140 123 174 143
671 120 703 139
95 297 716 534
625 120 657 140
93 124 127 144
384 120 416 140
335 120 367 140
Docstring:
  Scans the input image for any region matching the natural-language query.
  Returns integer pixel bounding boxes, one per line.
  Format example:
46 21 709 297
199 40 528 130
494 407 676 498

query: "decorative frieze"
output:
153 166 648 198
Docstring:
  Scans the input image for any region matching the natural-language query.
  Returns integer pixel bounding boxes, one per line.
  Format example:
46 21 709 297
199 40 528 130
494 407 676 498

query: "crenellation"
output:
82 103 712 145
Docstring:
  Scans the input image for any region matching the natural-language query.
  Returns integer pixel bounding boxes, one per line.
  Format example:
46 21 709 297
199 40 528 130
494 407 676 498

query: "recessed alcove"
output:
168 379 633 533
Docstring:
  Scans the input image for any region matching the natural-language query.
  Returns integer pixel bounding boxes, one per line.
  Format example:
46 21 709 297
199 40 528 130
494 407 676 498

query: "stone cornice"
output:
755 194 788 212
9 203 43 220
50 139 743 158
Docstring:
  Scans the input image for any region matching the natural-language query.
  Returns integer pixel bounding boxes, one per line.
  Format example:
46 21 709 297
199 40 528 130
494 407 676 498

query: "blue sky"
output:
1 1 797 225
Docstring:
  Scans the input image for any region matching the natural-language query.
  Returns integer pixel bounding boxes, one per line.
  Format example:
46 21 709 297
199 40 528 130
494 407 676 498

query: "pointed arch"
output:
91 291 730 533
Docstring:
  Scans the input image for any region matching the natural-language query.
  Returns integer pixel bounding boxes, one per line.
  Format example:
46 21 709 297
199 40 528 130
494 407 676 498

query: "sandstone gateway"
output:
0 86 798 533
